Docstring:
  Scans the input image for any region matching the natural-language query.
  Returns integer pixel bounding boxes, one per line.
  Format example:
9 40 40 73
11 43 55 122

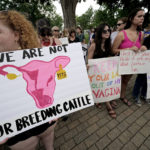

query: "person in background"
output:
68 28 79 43
52 26 60 39
88 28 95 47
111 17 128 44
132 35 150 106
62 28 69 38
113 8 146 106
88 23 117 118
76 26 85 44
0 10 57 150
36 19 61 46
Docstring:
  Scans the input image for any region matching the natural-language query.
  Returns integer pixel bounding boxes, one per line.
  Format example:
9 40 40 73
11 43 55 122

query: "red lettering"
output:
92 90 100 98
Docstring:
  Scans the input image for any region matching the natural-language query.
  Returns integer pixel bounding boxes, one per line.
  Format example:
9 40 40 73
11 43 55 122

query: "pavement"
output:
1 75 150 150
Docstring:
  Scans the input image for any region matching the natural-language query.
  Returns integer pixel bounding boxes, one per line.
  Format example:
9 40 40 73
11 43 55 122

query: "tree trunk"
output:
60 0 78 29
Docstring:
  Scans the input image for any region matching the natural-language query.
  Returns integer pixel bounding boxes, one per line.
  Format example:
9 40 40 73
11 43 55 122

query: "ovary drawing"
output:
0 56 70 109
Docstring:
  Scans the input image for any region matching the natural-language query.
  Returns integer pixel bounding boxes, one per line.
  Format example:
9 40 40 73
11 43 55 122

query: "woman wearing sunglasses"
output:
88 23 117 118
36 19 61 47
113 8 146 106
111 17 127 44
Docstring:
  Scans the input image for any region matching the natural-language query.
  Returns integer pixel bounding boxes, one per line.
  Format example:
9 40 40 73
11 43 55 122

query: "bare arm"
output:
112 32 124 54
140 32 147 51
88 43 96 59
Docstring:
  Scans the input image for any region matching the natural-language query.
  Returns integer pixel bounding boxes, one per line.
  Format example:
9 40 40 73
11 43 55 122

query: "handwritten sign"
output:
147 74 150 99
88 57 121 103
59 37 69 45
0 43 94 141
119 50 150 75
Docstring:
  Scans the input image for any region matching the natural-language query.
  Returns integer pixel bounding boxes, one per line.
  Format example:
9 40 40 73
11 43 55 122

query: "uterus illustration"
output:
0 56 70 109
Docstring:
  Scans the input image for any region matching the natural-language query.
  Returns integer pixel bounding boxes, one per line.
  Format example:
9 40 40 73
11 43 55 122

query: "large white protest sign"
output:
88 57 121 103
147 74 150 99
119 50 150 75
0 43 94 141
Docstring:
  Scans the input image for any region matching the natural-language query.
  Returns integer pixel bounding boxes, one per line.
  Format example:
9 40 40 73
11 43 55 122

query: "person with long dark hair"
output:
88 23 117 118
112 8 147 106
68 28 79 43
36 18 61 47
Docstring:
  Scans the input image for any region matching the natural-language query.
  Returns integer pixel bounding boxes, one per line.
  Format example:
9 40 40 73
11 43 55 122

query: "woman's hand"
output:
139 45 147 51
130 46 139 52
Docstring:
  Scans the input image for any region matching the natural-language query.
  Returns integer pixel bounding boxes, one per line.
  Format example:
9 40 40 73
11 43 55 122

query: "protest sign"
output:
82 44 88 63
0 43 94 141
119 50 150 75
147 74 150 99
59 37 69 45
88 57 121 103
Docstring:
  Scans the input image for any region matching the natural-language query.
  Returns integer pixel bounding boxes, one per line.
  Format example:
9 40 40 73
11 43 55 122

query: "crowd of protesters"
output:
0 7 150 150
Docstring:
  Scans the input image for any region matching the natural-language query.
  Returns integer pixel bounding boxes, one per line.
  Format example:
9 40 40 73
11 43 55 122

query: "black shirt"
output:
143 35 150 49
69 37 80 43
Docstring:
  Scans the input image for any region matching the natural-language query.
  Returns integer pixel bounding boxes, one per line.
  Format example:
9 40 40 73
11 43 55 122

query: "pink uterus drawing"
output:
0 56 70 109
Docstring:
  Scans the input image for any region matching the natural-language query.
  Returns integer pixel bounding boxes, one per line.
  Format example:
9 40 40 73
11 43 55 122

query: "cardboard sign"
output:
82 44 88 63
147 74 150 99
0 43 94 141
88 57 121 103
59 37 69 45
119 50 150 75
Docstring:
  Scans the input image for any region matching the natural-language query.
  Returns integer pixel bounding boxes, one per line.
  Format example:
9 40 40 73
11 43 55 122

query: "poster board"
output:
0 43 94 141
59 37 69 45
147 74 150 99
88 57 121 103
119 50 150 75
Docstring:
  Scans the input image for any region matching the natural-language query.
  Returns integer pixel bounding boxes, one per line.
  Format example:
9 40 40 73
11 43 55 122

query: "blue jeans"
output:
132 74 147 99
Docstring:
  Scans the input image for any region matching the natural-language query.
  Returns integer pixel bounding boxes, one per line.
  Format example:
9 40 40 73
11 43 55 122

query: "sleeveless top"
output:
93 49 109 59
42 38 56 46
119 30 142 49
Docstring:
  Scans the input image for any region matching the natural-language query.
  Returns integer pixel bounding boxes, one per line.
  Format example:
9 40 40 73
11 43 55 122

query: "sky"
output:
53 0 100 17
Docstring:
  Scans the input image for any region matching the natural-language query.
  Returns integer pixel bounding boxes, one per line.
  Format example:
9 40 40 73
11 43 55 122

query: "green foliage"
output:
0 0 63 29
76 7 94 30
97 0 150 27
92 5 118 28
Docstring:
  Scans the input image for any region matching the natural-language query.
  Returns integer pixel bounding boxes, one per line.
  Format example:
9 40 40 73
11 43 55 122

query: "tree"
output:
76 7 94 30
57 0 86 29
97 0 150 27
0 0 63 28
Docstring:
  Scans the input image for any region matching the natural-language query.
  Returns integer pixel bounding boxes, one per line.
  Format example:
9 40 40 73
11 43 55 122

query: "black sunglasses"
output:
102 29 111 34
117 23 124 26
54 30 59 32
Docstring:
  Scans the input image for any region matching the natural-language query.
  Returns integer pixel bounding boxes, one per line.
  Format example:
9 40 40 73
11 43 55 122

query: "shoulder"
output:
115 30 124 40
54 38 62 45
